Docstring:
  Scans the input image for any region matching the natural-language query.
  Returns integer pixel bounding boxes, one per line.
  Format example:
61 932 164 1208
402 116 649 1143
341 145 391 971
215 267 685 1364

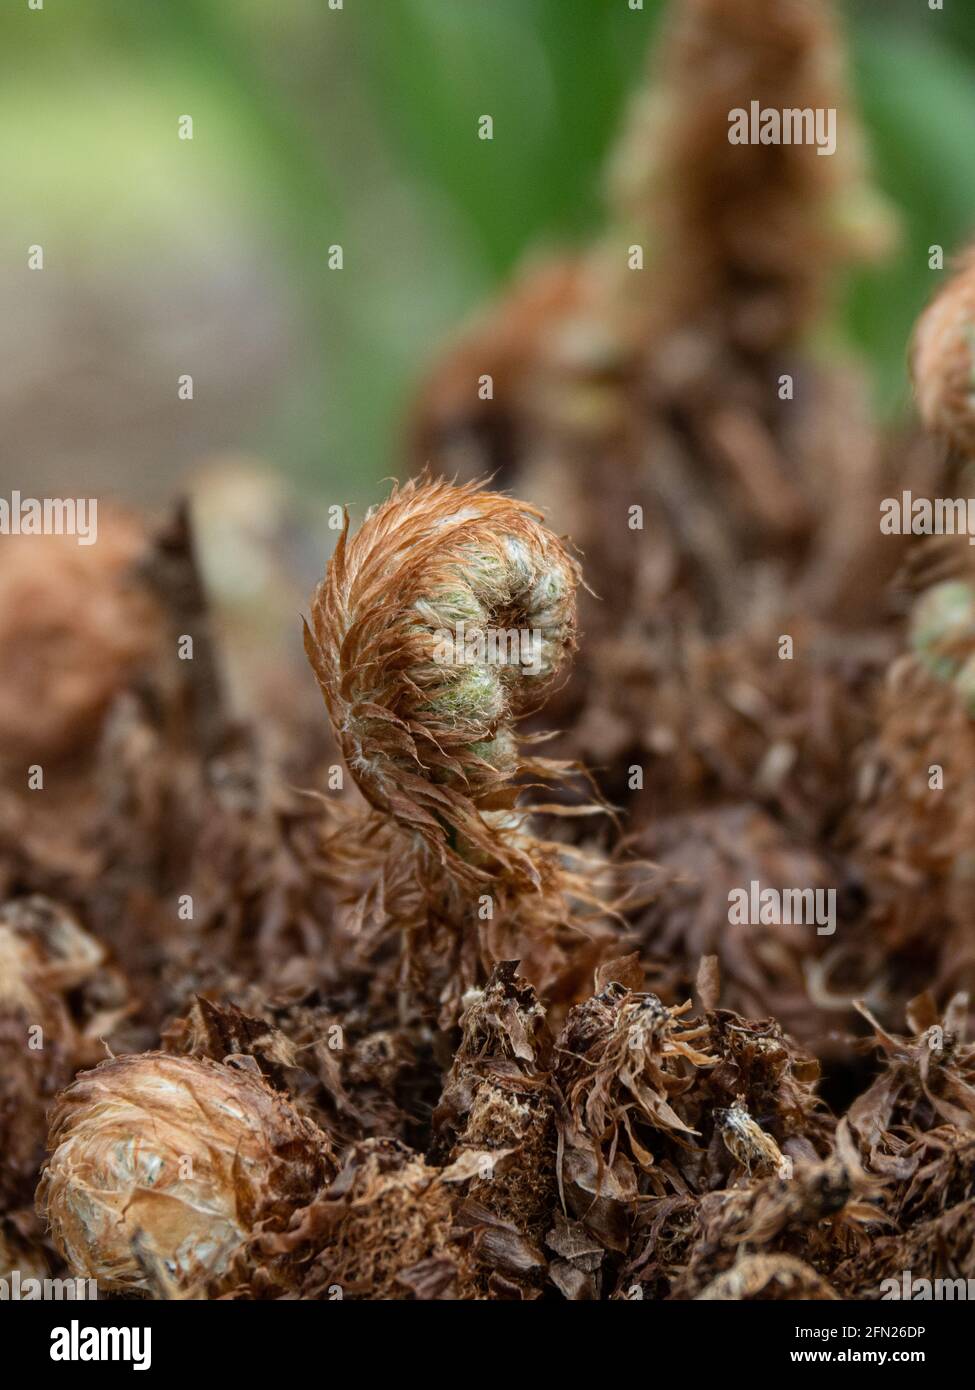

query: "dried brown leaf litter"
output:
3 0 975 1300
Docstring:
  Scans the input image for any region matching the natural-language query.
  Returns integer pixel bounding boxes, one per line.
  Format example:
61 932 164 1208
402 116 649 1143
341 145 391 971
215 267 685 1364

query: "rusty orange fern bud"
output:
37 1053 331 1297
912 245 975 457
304 476 579 867
304 477 617 1018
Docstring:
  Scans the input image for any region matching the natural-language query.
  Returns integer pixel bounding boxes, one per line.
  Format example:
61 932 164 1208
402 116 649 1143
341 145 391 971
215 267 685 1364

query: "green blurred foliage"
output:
848 1 975 415
2 0 975 498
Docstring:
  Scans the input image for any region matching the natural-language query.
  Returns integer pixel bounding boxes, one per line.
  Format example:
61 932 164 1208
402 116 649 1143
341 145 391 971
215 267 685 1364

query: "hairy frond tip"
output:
304 476 581 879
911 243 975 457
609 0 894 347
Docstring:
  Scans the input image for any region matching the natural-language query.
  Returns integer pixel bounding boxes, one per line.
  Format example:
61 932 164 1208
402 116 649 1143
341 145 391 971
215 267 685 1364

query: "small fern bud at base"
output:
37 1053 331 1297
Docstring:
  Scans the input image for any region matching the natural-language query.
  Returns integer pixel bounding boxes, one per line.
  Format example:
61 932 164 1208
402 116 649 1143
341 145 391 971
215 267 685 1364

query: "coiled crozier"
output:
304 476 617 1018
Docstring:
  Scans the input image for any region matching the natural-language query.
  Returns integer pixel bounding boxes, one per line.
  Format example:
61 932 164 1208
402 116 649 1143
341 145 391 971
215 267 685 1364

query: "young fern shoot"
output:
304 476 616 1020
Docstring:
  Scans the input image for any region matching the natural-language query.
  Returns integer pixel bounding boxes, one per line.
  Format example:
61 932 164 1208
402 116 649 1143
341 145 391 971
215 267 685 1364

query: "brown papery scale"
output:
275 1136 476 1301
304 475 620 1021
37 1053 331 1297
432 960 557 1295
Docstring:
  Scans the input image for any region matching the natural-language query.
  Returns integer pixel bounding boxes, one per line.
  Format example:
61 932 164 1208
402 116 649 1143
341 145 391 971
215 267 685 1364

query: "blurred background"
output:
3 0 975 513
